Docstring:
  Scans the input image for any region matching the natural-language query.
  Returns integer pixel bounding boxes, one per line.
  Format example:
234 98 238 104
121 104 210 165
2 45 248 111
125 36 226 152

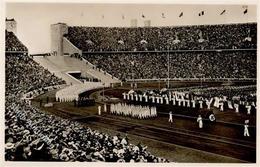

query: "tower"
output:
50 23 68 56
6 18 17 35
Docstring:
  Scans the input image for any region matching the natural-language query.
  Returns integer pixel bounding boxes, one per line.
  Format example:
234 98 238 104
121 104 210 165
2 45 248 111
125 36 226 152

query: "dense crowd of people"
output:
5 31 28 52
65 23 256 51
6 54 65 96
6 101 168 162
83 50 256 80
5 35 168 162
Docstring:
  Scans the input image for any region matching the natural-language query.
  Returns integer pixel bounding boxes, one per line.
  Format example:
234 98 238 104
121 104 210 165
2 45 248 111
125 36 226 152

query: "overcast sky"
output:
6 3 257 54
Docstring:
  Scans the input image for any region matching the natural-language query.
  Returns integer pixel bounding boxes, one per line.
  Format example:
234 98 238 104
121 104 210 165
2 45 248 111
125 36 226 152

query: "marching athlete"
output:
168 111 173 123
197 115 203 128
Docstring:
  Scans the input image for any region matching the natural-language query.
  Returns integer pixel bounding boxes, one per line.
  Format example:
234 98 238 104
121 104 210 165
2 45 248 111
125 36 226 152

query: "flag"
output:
162 13 165 18
198 11 204 16
220 9 226 15
243 9 248 14
179 12 183 17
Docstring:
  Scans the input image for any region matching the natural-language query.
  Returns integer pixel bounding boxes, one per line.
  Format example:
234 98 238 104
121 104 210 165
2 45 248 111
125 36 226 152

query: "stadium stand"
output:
5 30 28 52
63 23 256 80
83 51 256 80
64 23 256 51
5 27 168 163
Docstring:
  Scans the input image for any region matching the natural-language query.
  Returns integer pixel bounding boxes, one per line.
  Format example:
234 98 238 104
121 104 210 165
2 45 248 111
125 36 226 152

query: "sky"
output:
5 3 257 54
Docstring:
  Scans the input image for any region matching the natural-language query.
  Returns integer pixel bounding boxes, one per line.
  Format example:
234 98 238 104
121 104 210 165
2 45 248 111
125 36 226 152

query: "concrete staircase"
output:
33 55 120 86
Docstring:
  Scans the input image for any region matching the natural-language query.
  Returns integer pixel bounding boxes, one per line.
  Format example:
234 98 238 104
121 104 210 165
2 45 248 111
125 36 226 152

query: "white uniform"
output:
197 116 203 128
234 103 239 113
219 102 224 111
151 96 155 103
206 99 211 109
139 95 143 102
191 100 196 108
104 104 107 112
246 105 251 115
172 98 176 105
182 100 186 107
169 112 173 123
186 100 190 107
177 100 181 106
165 97 169 104
244 124 250 137
130 94 134 100
160 97 163 104
135 94 138 101
98 106 101 115
155 97 159 104
144 95 148 102
199 101 203 109
123 93 126 99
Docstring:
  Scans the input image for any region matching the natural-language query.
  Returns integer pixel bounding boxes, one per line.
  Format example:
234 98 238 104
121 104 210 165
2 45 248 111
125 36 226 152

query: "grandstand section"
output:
5 30 28 52
51 23 256 81
5 18 168 163
83 50 256 80
64 23 256 51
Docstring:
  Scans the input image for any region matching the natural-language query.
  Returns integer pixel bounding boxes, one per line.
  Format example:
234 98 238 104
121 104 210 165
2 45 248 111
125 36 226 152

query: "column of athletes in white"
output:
122 92 255 114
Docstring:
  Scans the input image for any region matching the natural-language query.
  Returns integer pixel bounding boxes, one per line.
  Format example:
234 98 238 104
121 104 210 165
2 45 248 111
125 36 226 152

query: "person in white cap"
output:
168 111 173 123
244 120 250 137
197 115 203 128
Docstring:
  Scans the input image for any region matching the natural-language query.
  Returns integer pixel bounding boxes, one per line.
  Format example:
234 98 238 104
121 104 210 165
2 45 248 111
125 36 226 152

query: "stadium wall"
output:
63 37 82 56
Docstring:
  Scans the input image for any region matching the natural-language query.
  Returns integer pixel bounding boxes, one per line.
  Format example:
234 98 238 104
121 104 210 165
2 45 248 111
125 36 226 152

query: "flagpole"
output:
167 45 170 89
132 53 134 90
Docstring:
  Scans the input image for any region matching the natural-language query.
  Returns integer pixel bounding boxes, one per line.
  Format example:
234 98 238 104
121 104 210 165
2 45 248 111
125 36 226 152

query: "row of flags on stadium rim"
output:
101 7 249 19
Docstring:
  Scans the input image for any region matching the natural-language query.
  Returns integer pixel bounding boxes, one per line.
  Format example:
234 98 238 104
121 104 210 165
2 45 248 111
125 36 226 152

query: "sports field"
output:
32 80 256 162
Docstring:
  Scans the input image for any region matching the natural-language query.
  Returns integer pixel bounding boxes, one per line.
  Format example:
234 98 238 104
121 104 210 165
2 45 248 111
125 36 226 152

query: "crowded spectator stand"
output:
5 29 169 162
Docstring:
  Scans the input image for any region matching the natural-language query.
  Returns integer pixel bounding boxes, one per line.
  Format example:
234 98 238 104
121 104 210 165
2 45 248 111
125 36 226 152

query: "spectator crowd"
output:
65 23 256 51
83 51 256 80
5 31 28 52
5 32 168 162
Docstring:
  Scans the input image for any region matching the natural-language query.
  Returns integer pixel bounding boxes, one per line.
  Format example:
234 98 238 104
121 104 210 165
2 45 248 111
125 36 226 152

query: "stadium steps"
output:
33 56 81 84
33 55 120 86
62 56 120 86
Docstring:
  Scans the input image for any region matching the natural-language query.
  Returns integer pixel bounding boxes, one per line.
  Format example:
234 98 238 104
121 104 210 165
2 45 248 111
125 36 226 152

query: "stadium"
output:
4 3 257 164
